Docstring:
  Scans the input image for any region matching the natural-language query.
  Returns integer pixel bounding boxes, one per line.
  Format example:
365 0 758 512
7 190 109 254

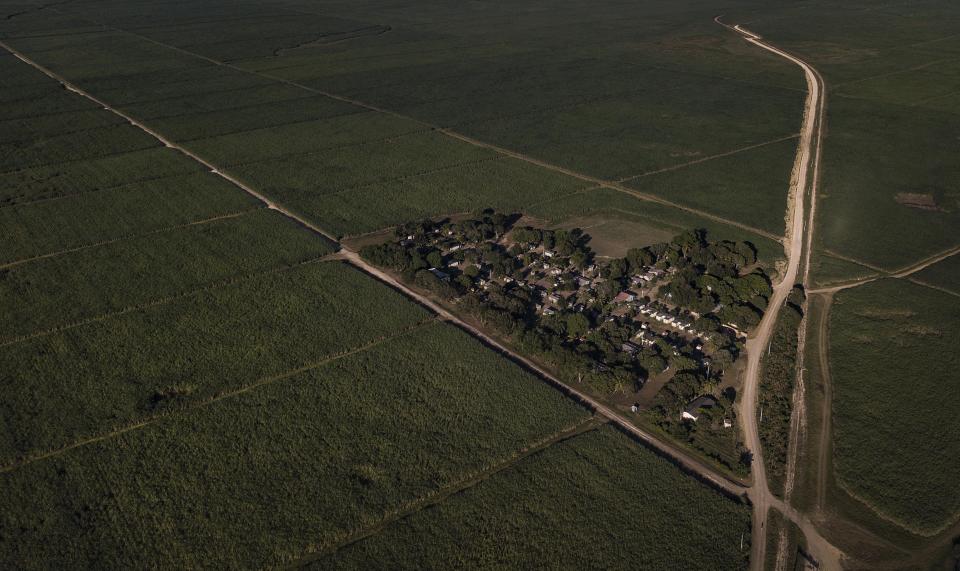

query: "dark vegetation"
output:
363 209 771 474
0 324 590 569
317 427 751 571
758 285 805 495
362 210 770 395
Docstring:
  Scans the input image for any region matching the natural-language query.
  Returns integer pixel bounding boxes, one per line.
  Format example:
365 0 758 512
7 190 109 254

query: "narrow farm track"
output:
717 17 843 571
0 208 259 269
810 243 960 294
296 416 605 567
0 37 749 502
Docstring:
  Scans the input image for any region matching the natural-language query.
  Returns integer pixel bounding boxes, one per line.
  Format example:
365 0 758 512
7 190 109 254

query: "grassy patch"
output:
527 188 786 266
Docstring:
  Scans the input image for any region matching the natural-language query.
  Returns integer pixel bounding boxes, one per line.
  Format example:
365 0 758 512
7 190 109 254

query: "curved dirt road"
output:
717 17 842 570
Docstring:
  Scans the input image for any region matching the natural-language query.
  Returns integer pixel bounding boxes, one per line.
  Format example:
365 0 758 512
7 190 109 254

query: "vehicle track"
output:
716 16 843 571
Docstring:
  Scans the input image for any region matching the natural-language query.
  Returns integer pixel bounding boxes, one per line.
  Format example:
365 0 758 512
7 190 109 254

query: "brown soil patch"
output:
895 192 942 211
855 308 916 320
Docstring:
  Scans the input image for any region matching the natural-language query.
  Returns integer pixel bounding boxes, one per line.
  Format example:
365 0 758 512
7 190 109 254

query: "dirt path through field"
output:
716 16 844 571
810 243 960 294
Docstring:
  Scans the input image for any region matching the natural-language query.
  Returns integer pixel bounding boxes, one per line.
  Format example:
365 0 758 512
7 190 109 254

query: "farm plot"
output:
4 29 205 82
0 261 433 464
0 108 126 144
118 82 316 120
914 254 960 295
295 156 591 238
229 130 499 200
814 96 960 270
0 323 590 569
0 208 333 342
527 188 785 265
317 426 751 571
624 136 798 235
455 77 801 182
0 147 203 206
0 171 259 264
147 94 361 141
182 111 427 166
829 278 960 534
0 123 160 172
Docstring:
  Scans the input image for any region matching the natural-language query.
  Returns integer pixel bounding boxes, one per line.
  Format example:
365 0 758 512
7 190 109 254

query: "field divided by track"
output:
2 0 804 248
0 261 438 465
316 426 751 570
0 323 593 569
729 0 960 277
829 278 960 534
0 208 333 342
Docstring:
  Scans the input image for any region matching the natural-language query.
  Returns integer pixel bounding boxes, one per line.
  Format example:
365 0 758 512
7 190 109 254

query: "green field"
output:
7 0 960 567
316 427 751 570
829 278 960 533
914 254 960 295
0 323 592 569
0 208 333 341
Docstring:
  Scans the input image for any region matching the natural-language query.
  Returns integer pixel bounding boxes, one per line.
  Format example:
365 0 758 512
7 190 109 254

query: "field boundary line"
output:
0 318 438 475
176 107 370 144
210 128 436 170
0 169 204 211
0 141 162 177
617 133 801 183
0 208 260 269
810 243 960 294
290 416 605 567
439 129 783 241
905 277 960 299
0 254 337 348
829 57 952 90
74 26 781 242
0 39 342 244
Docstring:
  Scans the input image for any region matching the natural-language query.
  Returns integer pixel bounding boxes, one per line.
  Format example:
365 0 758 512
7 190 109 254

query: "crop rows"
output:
0 172 260 264
317 426 751 570
0 323 590 569
0 261 437 464
0 208 332 341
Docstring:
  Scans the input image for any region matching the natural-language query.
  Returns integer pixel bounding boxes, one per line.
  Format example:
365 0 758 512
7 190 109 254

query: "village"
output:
361 210 772 465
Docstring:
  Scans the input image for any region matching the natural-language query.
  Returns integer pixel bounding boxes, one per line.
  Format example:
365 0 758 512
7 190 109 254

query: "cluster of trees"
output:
758 285 805 492
362 213 771 406
654 231 770 330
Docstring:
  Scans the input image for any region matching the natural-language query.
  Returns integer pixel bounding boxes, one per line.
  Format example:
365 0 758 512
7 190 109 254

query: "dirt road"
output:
717 17 843 570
